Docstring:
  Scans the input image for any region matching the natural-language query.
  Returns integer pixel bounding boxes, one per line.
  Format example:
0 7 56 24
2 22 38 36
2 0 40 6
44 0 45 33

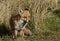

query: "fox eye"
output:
23 16 26 18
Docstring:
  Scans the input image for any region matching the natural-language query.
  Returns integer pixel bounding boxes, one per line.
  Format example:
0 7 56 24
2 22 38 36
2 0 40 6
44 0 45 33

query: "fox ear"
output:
19 9 23 15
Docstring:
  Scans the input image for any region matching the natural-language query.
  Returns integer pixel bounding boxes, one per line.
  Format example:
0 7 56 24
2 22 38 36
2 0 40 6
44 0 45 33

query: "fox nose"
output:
28 20 31 23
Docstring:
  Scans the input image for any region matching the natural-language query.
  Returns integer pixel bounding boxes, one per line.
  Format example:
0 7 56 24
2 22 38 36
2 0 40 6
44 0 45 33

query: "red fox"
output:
9 9 32 39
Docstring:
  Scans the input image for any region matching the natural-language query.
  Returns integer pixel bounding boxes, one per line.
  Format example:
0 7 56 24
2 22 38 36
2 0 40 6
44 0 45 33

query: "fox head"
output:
19 9 30 22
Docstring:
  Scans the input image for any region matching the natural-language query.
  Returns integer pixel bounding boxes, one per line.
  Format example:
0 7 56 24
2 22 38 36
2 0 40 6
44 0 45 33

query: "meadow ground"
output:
0 0 60 41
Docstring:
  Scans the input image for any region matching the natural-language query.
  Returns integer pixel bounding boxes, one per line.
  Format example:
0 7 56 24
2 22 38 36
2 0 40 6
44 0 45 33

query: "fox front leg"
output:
12 30 18 39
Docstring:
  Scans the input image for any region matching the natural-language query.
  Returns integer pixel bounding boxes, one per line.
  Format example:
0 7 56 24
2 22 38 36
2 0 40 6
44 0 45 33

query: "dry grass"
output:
0 0 60 41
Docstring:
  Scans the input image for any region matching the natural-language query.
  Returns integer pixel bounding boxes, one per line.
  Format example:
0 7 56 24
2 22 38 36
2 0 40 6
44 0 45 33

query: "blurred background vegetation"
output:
0 0 60 41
